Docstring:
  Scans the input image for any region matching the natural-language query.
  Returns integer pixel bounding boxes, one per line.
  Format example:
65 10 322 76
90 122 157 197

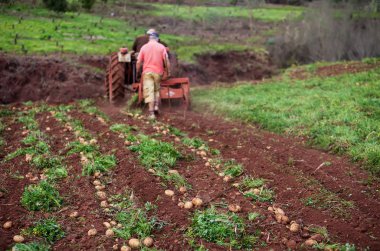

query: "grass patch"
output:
223 159 244 178
182 137 208 150
12 242 50 251
21 218 65 244
21 180 63 212
190 206 259 249
193 66 380 175
82 154 116 176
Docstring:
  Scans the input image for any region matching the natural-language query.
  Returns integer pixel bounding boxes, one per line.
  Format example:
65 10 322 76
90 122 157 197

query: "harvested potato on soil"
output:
128 238 141 249
69 211 79 218
305 239 317 246
164 190 175 196
93 180 101 186
88 229 97 236
179 186 187 193
192 198 203 207
120 246 131 251
184 201 193 209
110 221 117 226
143 237 154 247
290 222 300 232
13 235 24 243
3 221 12 229
103 222 111 229
178 202 185 208
286 239 296 249
96 191 107 200
228 204 241 212
100 200 109 208
223 175 232 182
106 229 114 237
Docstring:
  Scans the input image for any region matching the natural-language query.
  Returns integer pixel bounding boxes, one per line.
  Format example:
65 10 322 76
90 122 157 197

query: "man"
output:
132 28 168 53
136 30 170 120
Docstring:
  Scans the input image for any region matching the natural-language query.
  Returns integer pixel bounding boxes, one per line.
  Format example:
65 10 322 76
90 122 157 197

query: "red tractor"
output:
105 48 190 108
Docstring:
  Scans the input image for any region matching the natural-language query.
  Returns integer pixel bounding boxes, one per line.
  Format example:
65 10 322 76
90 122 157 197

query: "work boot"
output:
148 111 156 120
154 101 159 114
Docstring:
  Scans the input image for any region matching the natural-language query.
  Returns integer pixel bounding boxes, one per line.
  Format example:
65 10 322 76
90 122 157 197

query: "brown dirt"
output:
289 61 380 80
180 51 275 85
0 54 105 104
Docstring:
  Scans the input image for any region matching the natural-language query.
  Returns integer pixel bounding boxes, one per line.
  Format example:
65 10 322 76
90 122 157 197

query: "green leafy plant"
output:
12 242 50 251
223 160 244 177
110 124 133 134
239 176 266 190
21 180 62 211
22 218 65 244
66 141 98 155
31 155 62 170
82 154 116 175
244 187 275 202
191 206 257 249
182 137 208 150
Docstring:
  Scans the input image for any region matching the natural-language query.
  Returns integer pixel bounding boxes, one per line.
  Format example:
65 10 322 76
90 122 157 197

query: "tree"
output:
80 0 96 11
42 0 68 12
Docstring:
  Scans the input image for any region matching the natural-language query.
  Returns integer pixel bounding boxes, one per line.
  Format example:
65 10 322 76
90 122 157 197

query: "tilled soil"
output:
1 102 380 250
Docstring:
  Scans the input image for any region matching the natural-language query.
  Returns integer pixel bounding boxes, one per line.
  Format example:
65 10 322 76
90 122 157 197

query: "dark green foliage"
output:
191 206 257 248
42 0 68 12
21 180 62 211
80 0 96 10
82 154 116 175
23 218 65 244
12 242 50 251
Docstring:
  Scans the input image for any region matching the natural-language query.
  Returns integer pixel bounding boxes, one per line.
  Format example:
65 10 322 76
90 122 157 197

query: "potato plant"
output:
21 218 65 244
12 242 50 251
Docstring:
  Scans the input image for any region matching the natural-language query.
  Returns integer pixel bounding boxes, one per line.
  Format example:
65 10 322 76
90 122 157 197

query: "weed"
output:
308 225 329 239
31 155 62 170
190 206 258 249
110 124 133 134
168 126 186 137
66 141 98 155
314 242 357 251
182 137 208 150
12 242 50 251
223 160 244 178
244 187 275 202
22 218 64 244
21 180 62 211
239 176 266 190
248 212 261 221
82 154 116 176
45 166 68 181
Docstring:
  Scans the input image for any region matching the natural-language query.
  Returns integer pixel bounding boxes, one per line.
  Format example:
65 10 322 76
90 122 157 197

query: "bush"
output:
80 0 96 11
21 181 62 211
22 218 65 244
42 0 68 12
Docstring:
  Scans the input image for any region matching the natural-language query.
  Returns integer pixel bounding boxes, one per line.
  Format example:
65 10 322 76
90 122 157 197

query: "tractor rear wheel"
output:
106 52 125 103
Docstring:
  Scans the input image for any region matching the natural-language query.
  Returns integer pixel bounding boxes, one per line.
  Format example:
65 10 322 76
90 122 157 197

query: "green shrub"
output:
42 0 68 12
82 154 116 175
191 206 257 248
21 181 62 211
12 242 50 251
22 218 64 244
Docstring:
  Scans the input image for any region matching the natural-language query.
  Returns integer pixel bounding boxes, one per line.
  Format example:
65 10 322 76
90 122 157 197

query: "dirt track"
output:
1 100 379 250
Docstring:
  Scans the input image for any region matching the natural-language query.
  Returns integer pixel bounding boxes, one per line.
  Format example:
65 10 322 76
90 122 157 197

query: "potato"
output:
93 180 101 186
128 238 141 249
88 229 97 236
110 221 117 226
218 172 225 177
90 139 97 144
96 191 107 200
275 213 283 223
69 211 79 218
289 223 300 233
25 154 32 162
148 169 156 174
117 223 122 228
95 185 106 191
120 246 131 251
232 183 240 187
13 235 24 243
106 229 114 237
268 206 274 212
205 162 211 167
305 239 317 246
94 172 102 178
223 176 231 182
168 170 179 175
46 127 51 131
164 190 175 197
281 215 290 224
275 208 285 216
143 237 154 247
124 140 131 146
179 186 187 193
228 204 241 212
184 201 193 209
100 200 108 208
103 222 111 229
3 221 13 229
112 244 118 250
178 202 185 208
200 151 207 157
192 198 203 207
174 137 181 142
253 188 260 195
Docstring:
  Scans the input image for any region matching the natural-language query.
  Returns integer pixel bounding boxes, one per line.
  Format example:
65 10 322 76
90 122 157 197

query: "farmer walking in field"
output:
136 30 171 120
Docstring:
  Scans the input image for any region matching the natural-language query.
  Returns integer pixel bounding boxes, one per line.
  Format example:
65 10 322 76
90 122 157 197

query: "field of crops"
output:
1 99 379 250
